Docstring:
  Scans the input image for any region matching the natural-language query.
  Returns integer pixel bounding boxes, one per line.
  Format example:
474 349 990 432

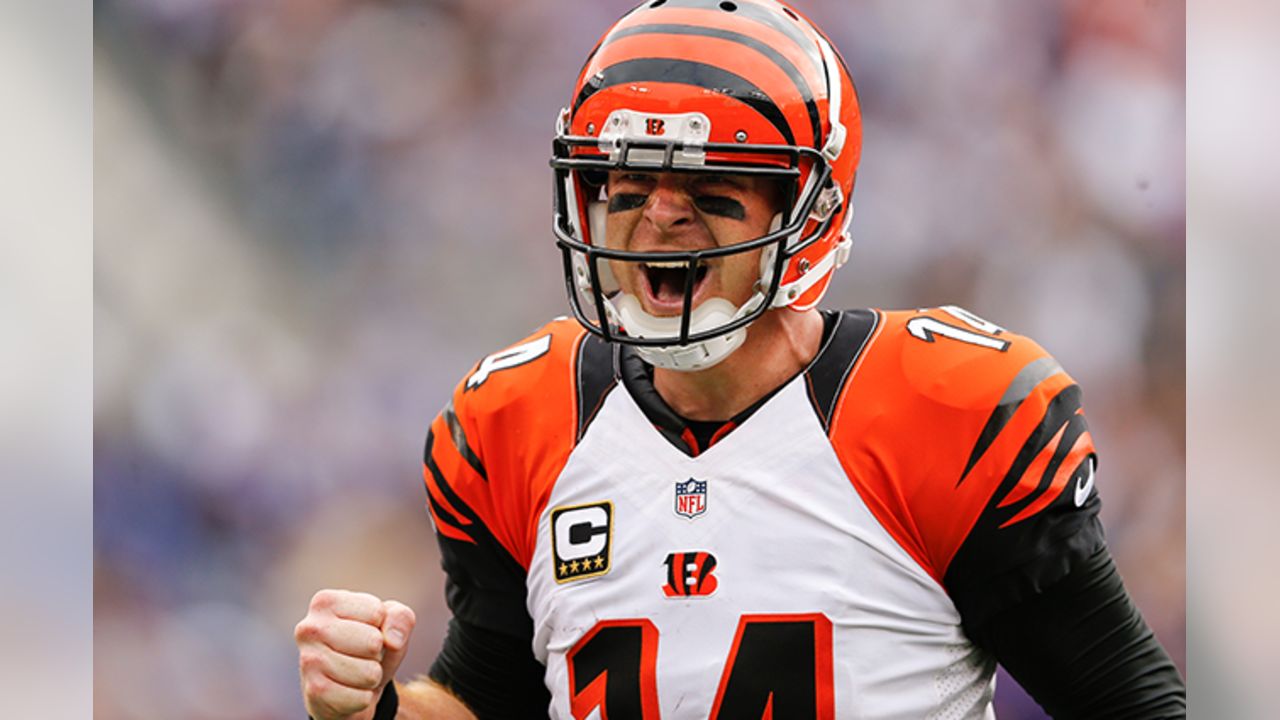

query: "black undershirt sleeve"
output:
422 427 549 717
968 545 1186 719
428 617 550 719
941 372 1185 717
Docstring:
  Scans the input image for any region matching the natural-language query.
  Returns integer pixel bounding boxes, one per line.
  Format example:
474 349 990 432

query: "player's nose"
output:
642 176 695 234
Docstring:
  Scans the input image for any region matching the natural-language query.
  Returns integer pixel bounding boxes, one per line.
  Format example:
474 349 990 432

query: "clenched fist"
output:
296 589 417 720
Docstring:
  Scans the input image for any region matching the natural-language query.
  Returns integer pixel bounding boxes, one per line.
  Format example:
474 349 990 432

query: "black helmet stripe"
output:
573 57 796 146
573 1 650 85
599 23 822 147
654 0 824 75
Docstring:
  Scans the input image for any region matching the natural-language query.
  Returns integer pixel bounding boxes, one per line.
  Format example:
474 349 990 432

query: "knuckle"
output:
363 629 386 657
298 650 324 675
355 660 384 690
341 625 383 659
310 589 337 611
345 690 377 715
312 696 342 719
354 592 386 616
303 673 329 700
294 618 318 643
386 600 417 625
327 689 374 717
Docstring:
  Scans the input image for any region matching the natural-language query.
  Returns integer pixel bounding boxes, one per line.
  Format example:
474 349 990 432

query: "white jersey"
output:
423 308 1103 719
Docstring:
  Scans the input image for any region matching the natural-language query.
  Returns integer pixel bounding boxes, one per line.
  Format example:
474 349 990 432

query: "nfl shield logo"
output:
674 478 708 519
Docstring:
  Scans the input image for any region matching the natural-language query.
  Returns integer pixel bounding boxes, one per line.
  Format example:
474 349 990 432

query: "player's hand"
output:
295 589 417 720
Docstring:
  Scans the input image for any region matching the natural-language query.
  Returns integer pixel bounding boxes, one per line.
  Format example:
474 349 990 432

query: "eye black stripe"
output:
573 57 796 146
600 23 821 147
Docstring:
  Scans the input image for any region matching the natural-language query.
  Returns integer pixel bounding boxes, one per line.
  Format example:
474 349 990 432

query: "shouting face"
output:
603 171 784 317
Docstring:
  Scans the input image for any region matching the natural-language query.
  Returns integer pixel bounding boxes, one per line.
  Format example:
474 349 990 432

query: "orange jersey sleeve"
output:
828 307 1105 623
422 318 592 633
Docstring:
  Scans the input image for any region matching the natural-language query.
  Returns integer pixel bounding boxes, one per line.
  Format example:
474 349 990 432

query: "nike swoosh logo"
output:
1073 460 1096 507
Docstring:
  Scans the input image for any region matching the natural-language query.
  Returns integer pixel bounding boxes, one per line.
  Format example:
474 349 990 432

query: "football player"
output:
295 1 1186 718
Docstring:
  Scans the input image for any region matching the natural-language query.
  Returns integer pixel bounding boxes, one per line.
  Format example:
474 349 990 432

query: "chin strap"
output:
634 337 744 372
613 295 754 371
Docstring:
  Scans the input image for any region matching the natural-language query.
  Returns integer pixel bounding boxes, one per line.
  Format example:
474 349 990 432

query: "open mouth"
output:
641 260 710 311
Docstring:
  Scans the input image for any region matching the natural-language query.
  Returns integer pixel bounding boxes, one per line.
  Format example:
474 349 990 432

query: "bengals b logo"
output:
662 551 718 597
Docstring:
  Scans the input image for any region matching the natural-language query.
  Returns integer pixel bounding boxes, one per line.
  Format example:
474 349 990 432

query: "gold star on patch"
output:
559 563 568 576
593 556 605 569
570 560 580 573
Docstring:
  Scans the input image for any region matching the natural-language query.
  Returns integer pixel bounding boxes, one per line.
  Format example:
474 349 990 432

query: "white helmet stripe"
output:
816 34 846 162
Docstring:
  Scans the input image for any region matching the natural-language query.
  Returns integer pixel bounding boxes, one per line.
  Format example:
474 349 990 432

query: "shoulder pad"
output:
459 317 586 400
828 306 1090 584
880 306 1056 414
424 318 590 570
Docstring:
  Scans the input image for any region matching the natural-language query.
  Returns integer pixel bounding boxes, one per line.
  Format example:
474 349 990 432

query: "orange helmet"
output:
551 0 862 370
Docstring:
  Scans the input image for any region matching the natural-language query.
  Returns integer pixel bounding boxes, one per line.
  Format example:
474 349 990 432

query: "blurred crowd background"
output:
93 1 1185 717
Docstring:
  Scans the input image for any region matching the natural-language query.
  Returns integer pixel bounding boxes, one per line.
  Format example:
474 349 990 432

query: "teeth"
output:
644 260 690 268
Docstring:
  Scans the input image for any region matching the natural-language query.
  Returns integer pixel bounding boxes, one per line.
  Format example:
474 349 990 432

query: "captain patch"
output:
551 501 613 583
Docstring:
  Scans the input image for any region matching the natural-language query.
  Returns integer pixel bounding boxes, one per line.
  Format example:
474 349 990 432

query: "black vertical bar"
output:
679 258 698 344
588 252 613 342
665 554 679 595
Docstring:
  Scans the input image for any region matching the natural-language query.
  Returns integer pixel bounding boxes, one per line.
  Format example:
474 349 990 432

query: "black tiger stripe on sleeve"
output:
978 384 1090 529
957 356 1065 487
422 427 533 638
424 426 550 714
423 429 480 543
944 381 1106 632
441 399 487 482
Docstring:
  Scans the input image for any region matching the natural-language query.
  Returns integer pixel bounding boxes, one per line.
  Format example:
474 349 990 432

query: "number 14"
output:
906 305 1010 352
567 613 834 719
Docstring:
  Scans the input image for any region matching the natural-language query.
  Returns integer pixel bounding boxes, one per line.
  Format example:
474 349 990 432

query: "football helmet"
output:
551 0 862 371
